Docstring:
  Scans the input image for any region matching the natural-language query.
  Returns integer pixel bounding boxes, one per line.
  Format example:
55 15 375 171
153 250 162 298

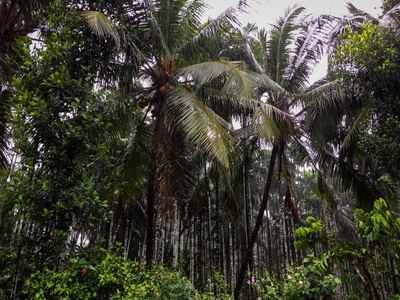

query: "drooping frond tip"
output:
167 87 233 168
346 2 378 23
81 11 121 48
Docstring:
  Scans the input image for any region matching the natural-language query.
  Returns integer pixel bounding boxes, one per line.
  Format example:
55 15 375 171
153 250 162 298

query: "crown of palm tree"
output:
82 0 257 167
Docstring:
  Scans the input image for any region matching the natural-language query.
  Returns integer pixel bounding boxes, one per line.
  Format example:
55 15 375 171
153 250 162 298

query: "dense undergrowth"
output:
17 199 399 300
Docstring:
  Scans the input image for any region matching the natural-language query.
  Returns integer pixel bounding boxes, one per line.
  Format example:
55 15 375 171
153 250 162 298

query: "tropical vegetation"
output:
1 0 400 299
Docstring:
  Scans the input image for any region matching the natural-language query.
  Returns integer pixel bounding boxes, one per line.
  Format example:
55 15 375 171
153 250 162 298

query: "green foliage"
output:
28 252 194 300
355 198 400 244
330 19 400 205
196 272 232 300
335 22 399 74
258 216 340 299
289 199 400 300
3 1 400 300
294 216 325 250
0 3 148 297
258 254 340 300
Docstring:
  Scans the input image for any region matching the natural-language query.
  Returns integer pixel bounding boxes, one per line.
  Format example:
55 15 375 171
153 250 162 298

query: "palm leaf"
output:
340 106 370 154
298 79 344 116
328 3 379 40
240 103 293 140
178 0 207 40
285 15 333 90
243 31 264 74
346 3 379 23
381 3 400 28
81 11 120 48
266 5 305 82
179 60 257 104
220 65 256 99
254 73 287 95
144 1 172 57
180 5 240 53
179 60 241 86
203 68 260 115
167 87 233 167
152 0 206 53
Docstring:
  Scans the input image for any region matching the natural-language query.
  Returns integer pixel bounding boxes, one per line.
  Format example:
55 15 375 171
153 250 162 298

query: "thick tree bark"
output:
234 145 278 300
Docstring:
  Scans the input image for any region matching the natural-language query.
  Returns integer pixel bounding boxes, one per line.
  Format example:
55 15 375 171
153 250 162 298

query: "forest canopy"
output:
0 0 400 299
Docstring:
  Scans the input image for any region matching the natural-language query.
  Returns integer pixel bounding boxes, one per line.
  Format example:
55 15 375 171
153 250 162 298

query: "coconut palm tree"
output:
229 6 339 298
82 0 259 265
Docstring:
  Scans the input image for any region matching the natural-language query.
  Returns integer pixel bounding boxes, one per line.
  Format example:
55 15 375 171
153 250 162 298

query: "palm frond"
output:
220 65 256 99
179 0 207 37
327 2 379 41
340 106 370 155
237 0 250 12
258 28 268 62
200 71 260 118
167 87 233 167
179 60 258 102
266 5 305 82
256 114 280 141
253 73 287 95
179 60 240 86
326 16 362 46
143 1 172 57
285 15 333 90
152 0 207 53
81 11 120 48
381 3 400 29
180 5 240 53
346 3 379 23
250 103 293 141
243 32 264 74
298 79 344 116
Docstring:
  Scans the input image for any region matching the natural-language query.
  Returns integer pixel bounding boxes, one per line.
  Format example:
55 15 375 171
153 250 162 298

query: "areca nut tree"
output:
230 6 343 298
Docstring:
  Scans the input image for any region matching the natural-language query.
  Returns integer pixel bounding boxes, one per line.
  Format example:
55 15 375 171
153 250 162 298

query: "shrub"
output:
27 251 194 300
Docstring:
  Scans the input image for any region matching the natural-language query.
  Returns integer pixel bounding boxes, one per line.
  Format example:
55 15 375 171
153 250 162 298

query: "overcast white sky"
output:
207 0 382 21
206 0 382 81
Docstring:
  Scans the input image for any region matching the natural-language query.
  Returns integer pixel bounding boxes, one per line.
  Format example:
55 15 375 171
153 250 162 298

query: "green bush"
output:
27 251 194 300
259 217 340 300
258 255 340 300
195 272 232 300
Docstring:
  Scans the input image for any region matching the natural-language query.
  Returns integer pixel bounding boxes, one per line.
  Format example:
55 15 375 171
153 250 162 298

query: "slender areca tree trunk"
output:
145 96 164 266
145 161 157 265
234 145 278 300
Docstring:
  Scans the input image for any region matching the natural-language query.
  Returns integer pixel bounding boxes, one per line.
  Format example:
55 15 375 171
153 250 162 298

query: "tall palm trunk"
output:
234 145 278 299
145 96 164 266
145 163 156 265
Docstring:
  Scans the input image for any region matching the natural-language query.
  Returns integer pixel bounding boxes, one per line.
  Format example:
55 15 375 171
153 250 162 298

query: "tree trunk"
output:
353 259 381 300
145 166 156 265
234 145 278 299
145 98 164 266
